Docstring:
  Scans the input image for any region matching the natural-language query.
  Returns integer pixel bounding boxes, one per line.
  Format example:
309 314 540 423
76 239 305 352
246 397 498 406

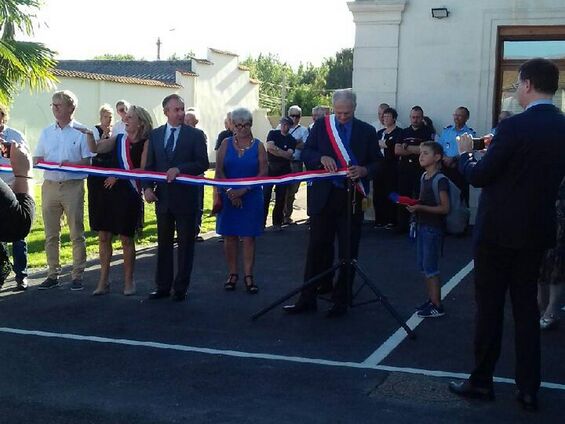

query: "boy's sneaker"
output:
417 302 445 318
38 278 60 290
70 279 84 291
415 299 432 312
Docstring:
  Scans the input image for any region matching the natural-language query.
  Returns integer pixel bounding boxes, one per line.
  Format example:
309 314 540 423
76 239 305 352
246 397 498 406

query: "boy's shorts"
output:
416 224 443 278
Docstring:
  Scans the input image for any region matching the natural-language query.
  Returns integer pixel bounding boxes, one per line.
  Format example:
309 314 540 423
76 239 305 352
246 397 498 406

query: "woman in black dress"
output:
87 104 114 231
81 106 153 296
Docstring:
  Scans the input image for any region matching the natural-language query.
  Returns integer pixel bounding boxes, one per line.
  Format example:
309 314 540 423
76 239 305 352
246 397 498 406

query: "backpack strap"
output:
428 171 446 206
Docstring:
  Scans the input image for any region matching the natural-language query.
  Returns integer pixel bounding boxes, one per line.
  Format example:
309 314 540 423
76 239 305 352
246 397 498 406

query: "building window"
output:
494 26 565 126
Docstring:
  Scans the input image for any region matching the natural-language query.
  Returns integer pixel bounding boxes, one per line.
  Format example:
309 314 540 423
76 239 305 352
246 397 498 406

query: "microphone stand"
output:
252 174 415 340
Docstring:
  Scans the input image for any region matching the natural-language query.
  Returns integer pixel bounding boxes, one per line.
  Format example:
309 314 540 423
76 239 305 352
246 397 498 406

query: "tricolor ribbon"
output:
0 162 348 188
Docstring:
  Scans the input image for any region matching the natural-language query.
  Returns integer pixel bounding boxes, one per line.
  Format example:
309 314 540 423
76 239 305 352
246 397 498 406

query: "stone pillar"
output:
347 0 406 123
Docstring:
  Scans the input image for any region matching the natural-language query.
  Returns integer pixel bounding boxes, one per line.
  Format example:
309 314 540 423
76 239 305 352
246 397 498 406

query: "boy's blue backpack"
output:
421 172 470 236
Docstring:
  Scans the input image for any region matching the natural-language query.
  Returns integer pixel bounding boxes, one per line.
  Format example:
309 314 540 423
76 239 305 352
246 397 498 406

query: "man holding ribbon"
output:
284 89 382 318
143 94 209 302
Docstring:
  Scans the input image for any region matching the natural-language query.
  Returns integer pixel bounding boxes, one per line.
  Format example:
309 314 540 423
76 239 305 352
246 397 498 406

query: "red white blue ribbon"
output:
0 162 347 188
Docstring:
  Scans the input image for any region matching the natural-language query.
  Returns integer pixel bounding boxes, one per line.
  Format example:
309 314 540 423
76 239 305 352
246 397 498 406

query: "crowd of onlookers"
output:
0 83 562 330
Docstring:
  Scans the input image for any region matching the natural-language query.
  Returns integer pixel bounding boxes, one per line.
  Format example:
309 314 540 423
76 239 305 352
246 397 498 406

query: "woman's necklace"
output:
234 136 254 157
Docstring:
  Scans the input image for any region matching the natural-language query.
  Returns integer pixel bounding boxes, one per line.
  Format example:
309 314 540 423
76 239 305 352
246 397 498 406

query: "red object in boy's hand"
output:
389 192 419 206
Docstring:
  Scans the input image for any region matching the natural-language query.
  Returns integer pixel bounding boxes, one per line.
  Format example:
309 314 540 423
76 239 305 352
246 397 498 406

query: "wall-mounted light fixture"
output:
431 7 449 19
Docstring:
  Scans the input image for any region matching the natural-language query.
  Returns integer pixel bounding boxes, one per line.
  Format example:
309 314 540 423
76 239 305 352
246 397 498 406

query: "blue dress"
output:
216 137 264 237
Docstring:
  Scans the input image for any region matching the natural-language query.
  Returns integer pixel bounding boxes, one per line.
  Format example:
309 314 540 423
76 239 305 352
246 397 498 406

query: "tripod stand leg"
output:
353 263 416 339
251 263 342 321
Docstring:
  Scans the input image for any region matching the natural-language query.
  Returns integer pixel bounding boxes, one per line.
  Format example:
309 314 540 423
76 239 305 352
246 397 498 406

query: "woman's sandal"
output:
244 275 259 294
224 274 238 291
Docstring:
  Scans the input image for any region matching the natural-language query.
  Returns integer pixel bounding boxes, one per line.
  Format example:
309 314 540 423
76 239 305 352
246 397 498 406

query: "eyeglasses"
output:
50 103 63 109
234 123 252 129
117 108 126 113
289 114 300 118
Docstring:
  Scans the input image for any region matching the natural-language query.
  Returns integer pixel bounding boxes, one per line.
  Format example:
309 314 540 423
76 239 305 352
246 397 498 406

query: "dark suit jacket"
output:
459 103 565 249
144 124 209 214
303 116 382 216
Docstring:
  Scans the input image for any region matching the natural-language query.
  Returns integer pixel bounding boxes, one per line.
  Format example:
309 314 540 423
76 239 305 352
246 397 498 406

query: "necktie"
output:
165 128 176 160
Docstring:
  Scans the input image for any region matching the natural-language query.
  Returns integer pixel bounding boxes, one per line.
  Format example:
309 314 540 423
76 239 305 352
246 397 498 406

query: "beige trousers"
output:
42 179 86 280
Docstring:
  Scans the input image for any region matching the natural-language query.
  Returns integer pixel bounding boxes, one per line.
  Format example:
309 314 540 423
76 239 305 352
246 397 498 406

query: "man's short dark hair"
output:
162 94 185 109
519 58 559 95
382 107 398 120
457 106 470 119
411 105 424 114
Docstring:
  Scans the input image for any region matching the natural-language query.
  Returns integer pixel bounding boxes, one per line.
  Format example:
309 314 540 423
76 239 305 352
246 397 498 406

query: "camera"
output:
472 137 486 151
0 140 13 159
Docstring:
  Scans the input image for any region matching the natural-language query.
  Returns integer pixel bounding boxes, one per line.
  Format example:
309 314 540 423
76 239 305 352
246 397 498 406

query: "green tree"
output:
93 53 136 61
242 54 331 115
0 0 57 105
324 48 353 89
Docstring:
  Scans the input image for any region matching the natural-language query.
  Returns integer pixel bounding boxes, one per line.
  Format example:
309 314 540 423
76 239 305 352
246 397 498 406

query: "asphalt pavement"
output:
0 189 563 423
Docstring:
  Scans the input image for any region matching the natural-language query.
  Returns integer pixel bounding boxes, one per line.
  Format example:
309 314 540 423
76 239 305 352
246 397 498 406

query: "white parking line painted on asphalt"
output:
361 260 475 366
1 325 564 392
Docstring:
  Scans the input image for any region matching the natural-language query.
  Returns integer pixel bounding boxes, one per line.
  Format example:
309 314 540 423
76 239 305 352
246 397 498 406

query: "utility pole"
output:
156 37 162 60
280 74 287 117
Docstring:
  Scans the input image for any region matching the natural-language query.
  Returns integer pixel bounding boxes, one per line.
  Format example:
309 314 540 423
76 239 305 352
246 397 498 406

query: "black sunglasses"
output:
289 114 300 118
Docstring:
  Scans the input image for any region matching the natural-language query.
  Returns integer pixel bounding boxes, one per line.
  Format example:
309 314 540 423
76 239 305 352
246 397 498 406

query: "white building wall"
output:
190 49 271 162
9 78 177 151
349 0 565 135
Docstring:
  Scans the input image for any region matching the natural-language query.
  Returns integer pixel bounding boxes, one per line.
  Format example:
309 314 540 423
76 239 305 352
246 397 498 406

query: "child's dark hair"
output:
421 141 444 159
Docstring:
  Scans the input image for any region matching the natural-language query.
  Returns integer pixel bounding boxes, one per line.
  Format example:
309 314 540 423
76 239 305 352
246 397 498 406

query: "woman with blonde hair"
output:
80 105 153 296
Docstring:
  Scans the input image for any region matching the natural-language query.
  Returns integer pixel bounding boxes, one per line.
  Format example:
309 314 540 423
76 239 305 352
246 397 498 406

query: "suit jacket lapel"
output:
350 118 363 163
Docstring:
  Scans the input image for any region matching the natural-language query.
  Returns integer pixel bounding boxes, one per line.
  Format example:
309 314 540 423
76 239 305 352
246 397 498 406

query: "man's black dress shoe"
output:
325 303 347 318
283 301 317 314
148 290 170 300
448 380 495 401
172 292 187 302
516 391 538 411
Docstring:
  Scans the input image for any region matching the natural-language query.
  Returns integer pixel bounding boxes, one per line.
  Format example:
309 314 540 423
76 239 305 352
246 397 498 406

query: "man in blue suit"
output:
449 58 565 411
143 94 209 302
284 89 382 317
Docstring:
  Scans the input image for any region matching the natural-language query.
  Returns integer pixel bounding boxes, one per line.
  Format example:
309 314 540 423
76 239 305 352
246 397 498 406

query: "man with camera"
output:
449 58 565 411
0 138 35 244
0 105 31 290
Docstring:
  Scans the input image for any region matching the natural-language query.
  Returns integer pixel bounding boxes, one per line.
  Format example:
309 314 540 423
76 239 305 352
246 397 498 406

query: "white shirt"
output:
111 120 126 137
34 120 93 181
288 124 310 161
0 126 26 186
164 123 182 151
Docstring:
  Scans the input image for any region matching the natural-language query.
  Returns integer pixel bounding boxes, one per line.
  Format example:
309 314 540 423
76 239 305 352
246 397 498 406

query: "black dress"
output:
88 134 146 237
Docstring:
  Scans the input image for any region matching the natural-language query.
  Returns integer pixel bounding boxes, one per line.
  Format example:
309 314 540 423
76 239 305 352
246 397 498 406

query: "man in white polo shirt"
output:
33 90 92 290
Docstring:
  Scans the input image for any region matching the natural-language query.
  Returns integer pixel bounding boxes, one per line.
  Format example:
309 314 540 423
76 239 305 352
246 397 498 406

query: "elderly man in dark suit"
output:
284 89 382 317
143 94 209 302
448 58 565 411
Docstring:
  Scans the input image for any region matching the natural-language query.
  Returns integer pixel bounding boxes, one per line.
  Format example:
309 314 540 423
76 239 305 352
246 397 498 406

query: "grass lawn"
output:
23 172 217 269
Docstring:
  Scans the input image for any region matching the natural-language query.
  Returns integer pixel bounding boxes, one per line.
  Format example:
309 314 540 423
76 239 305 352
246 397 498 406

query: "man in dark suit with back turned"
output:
284 89 382 318
449 58 565 411
144 94 209 302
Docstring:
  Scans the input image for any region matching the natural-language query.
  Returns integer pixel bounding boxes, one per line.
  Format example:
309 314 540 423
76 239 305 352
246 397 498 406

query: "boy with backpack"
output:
406 141 450 318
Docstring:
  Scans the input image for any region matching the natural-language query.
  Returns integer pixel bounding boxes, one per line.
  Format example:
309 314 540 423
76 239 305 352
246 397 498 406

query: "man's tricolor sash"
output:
324 114 367 196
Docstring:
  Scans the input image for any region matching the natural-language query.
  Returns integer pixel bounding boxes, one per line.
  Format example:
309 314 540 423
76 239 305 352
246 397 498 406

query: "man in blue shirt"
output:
438 107 475 205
